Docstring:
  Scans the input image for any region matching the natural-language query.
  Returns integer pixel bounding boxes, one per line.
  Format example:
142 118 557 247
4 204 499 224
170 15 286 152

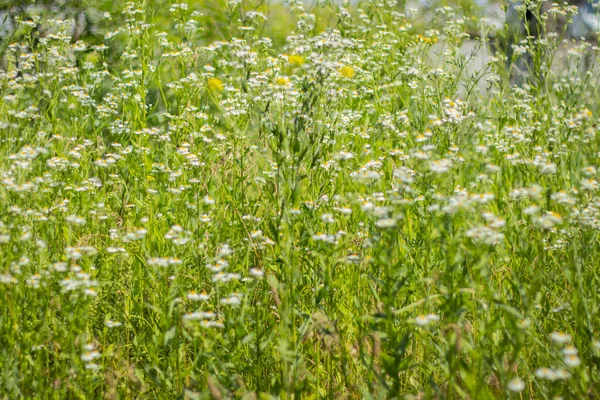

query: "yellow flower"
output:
416 34 438 44
288 54 305 66
275 77 290 86
207 77 224 92
339 66 355 79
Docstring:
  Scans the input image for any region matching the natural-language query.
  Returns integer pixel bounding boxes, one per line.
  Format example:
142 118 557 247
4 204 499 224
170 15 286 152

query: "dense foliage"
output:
0 0 600 398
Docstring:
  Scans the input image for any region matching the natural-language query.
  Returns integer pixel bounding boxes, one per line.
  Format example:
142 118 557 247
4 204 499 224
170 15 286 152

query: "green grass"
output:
0 0 599 398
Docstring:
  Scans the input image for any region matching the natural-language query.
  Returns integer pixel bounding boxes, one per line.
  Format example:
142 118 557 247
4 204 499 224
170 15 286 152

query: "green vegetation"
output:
0 0 599 398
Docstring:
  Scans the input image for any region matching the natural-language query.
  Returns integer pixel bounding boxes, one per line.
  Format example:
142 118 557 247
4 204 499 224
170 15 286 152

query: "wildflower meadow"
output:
1 0 600 398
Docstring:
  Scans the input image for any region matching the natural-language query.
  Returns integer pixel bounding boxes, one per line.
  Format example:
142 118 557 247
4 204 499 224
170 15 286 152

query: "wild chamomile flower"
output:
430 159 453 174
375 218 396 229
414 314 439 327
105 319 123 328
65 215 86 226
183 311 216 321
549 331 572 344
535 367 571 380
563 354 581 367
562 346 578 356
220 293 242 306
249 267 264 277
518 318 531 329
187 291 210 301
535 367 554 380
523 205 539 215
507 377 525 392
203 195 215 205
81 350 101 362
